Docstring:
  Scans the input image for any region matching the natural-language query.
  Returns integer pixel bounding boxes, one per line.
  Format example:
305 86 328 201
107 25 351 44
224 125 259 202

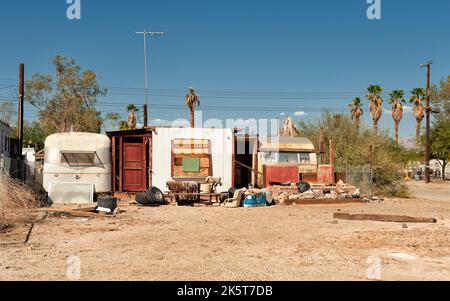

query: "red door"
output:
123 142 147 192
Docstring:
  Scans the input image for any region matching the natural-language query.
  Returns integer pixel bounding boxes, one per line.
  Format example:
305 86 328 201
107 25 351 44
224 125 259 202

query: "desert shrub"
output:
0 172 39 230
376 181 410 198
300 111 410 198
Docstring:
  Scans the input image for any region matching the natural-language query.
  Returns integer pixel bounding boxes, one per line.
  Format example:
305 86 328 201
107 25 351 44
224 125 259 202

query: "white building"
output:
151 127 234 192
0 120 11 158
430 160 450 180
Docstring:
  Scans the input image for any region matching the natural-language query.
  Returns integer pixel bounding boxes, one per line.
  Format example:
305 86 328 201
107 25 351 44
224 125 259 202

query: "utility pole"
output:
17 63 24 158
134 29 165 127
421 60 433 184
369 145 373 199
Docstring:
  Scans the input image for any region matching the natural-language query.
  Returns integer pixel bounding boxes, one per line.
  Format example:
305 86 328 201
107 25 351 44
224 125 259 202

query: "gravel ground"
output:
1 186 450 281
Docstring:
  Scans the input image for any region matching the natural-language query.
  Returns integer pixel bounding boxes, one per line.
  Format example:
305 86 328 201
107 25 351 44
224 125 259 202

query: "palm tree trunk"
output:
190 107 195 128
416 120 421 148
356 118 360 132
373 120 378 135
395 121 399 145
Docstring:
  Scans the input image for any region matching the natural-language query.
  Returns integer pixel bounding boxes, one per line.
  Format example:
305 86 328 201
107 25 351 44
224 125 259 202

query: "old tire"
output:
146 187 165 203
136 193 148 205
297 182 311 193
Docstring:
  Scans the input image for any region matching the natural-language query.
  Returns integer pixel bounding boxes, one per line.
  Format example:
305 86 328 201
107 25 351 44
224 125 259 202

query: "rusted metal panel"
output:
300 173 318 183
318 165 334 185
264 165 299 186
123 142 147 192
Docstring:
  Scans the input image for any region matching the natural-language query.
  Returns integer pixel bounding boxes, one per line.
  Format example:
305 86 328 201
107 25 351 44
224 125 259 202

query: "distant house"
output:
0 120 12 158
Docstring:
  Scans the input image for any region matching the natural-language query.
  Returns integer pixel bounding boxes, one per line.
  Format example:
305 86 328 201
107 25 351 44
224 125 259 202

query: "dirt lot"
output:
1 183 450 281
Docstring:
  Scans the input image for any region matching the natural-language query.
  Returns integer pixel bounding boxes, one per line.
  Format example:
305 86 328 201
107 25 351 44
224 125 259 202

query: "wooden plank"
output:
173 166 210 177
173 139 209 145
44 209 110 219
333 213 437 223
173 149 209 155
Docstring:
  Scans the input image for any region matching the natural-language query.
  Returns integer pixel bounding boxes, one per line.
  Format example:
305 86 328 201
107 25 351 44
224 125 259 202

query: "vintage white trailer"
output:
43 132 111 204
151 127 234 192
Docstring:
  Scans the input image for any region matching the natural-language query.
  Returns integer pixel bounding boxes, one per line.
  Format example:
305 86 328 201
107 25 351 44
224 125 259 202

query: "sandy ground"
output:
1 183 450 281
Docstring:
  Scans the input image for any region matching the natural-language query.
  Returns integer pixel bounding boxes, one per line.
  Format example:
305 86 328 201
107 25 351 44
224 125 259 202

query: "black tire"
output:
136 193 148 205
297 182 311 193
146 187 165 202
140 187 166 205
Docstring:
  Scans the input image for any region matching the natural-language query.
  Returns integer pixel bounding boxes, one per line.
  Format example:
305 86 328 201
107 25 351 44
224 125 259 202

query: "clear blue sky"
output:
0 0 449 137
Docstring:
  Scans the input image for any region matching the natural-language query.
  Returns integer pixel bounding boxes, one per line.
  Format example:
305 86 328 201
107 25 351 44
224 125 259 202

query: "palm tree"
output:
410 88 426 148
366 85 384 135
119 121 129 131
389 90 406 144
348 97 364 131
127 104 139 130
185 87 200 128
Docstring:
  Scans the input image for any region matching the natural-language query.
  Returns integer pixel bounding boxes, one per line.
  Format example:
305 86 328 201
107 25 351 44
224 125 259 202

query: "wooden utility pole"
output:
421 61 433 184
143 104 148 127
319 128 325 164
17 63 25 158
369 145 374 199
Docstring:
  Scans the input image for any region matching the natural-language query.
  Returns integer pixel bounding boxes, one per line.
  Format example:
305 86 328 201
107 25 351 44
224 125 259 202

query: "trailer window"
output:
61 152 97 167
278 153 299 164
263 152 311 164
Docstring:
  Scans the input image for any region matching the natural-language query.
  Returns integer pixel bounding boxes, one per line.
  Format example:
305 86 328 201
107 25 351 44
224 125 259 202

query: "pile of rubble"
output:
271 181 361 205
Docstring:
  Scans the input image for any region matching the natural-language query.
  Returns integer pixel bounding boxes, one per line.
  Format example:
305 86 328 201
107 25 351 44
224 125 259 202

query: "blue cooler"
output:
243 193 267 207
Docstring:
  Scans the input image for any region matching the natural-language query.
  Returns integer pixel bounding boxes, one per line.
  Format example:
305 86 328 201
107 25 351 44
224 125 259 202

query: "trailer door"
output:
123 142 147 192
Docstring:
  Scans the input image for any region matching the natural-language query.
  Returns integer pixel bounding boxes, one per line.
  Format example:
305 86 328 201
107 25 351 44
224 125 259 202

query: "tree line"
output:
347 80 450 180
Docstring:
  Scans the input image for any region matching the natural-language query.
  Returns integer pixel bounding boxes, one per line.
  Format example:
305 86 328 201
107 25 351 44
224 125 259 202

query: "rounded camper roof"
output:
45 132 111 150
260 137 316 152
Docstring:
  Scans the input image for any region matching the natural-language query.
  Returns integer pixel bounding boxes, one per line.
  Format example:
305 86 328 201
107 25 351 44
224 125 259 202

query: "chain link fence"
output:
346 167 373 197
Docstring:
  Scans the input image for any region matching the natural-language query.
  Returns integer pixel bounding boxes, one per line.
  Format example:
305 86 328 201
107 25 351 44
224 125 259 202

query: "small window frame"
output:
60 151 104 168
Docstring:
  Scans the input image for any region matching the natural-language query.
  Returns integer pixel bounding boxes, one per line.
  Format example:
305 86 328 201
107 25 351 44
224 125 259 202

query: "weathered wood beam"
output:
334 213 437 223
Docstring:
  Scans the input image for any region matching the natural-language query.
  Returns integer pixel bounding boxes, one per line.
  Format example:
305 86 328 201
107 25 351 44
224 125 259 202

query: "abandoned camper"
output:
43 132 112 204
259 137 318 186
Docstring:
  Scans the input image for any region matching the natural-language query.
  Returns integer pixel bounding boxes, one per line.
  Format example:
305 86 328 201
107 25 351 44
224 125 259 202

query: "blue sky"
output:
0 0 449 137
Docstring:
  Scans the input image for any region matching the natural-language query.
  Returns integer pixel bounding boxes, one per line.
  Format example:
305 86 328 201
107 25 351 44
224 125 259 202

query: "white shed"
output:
151 127 234 192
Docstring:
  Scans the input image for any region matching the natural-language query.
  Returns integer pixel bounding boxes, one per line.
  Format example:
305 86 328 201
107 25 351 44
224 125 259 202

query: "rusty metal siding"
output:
264 165 299 186
318 165 334 185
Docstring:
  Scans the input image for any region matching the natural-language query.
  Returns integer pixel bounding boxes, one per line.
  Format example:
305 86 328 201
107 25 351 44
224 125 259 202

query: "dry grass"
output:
0 172 39 230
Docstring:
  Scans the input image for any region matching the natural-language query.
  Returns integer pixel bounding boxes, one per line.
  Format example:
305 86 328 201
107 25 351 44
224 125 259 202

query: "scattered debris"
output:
97 196 118 212
402 223 408 229
270 180 364 205
44 208 112 219
334 213 437 223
